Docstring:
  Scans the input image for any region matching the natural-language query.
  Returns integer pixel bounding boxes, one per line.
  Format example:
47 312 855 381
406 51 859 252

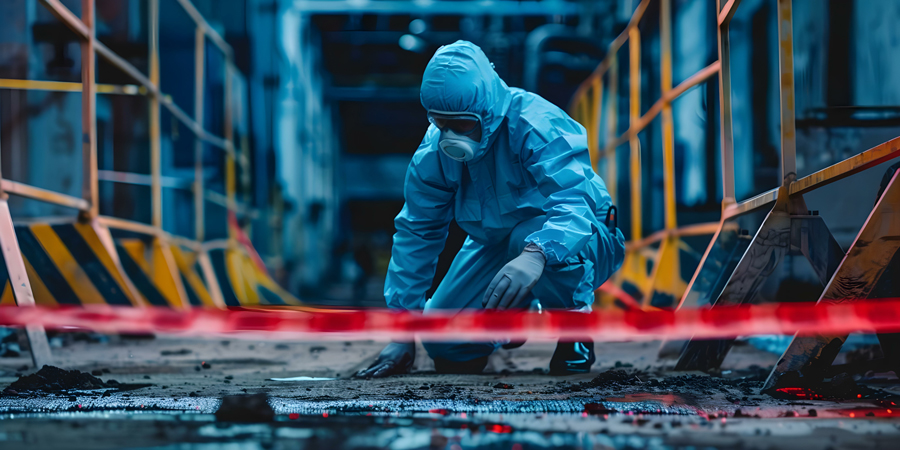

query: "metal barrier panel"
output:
206 244 302 307
17 223 138 306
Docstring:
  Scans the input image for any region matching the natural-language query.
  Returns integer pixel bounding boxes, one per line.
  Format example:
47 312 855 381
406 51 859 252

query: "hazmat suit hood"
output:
420 41 512 161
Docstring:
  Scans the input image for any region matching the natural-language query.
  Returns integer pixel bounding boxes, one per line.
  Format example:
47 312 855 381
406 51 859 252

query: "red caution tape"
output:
1 299 900 341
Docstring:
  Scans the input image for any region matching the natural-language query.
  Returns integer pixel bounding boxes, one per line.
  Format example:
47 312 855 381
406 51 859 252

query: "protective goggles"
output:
427 111 481 137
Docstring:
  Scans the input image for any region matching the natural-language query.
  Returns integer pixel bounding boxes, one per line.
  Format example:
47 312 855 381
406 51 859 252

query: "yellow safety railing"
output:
0 0 295 318
0 0 267 249
568 0 900 309
0 1 299 367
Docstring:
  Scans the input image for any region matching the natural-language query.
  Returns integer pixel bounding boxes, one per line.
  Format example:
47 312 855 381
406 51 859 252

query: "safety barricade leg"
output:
0 198 52 368
762 169 900 392
675 175 845 371
658 221 750 359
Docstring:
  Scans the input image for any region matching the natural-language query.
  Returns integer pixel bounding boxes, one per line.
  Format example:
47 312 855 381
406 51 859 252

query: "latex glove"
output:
482 243 546 310
355 341 415 379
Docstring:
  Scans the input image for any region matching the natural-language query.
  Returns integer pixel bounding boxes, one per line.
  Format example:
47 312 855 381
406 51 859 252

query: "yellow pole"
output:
660 0 677 231
717 0 736 205
777 0 797 178
81 0 98 220
607 56 618 206
224 64 236 241
628 27 642 240
193 27 205 241
590 77 603 174
149 0 162 229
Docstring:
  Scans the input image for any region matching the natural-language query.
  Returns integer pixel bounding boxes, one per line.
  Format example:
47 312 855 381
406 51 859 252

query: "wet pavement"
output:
1 335 900 448
2 407 900 449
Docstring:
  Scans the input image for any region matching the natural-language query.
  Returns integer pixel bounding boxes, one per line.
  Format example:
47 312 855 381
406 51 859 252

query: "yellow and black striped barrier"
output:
0 220 300 309
12 222 140 307
206 245 302 307
115 238 190 309
169 245 220 308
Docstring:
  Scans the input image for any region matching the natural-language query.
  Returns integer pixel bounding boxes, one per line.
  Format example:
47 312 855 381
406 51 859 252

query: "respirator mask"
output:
427 111 482 162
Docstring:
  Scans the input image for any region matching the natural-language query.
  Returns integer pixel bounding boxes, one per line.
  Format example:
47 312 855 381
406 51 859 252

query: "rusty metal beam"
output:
97 215 164 237
175 0 234 60
96 216 202 253
0 199 53 368
717 0 742 26
80 0 98 219
98 170 192 190
606 56 619 205
723 188 779 219
602 61 720 159
94 41 155 94
0 180 90 211
589 77 602 174
37 0 88 35
675 220 748 311
568 0 652 110
676 219 724 310
225 65 236 222
204 190 259 219
777 0 797 178
0 78 140 95
661 0 677 231
719 135 900 219
194 26 207 242
626 222 721 252
673 221 723 238
717 0 736 203
628 26 642 240
790 135 900 196
150 0 162 229
666 61 722 104
0 109 53 369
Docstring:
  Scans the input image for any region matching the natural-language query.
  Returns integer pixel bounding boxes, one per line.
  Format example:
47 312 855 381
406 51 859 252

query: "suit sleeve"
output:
521 122 606 266
384 133 456 310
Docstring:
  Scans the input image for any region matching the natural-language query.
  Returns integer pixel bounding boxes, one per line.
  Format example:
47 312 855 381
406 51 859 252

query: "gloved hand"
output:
482 243 546 310
355 341 415 379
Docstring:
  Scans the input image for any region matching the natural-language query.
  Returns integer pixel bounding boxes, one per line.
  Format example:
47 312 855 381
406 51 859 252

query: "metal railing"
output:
567 0 900 308
0 0 265 250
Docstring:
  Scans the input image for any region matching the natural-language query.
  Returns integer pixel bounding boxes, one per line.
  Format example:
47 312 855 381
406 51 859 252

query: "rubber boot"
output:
433 355 489 374
549 339 595 375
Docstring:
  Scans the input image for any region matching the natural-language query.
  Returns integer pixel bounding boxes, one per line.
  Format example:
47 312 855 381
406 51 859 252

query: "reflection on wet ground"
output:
3 408 900 450
3 394 900 449
0 411 672 450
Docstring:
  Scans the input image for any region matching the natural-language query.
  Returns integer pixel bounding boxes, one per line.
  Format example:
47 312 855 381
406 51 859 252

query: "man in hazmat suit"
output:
357 41 625 378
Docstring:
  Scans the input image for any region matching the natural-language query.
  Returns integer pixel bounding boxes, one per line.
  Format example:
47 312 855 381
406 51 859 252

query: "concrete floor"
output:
1 334 900 448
